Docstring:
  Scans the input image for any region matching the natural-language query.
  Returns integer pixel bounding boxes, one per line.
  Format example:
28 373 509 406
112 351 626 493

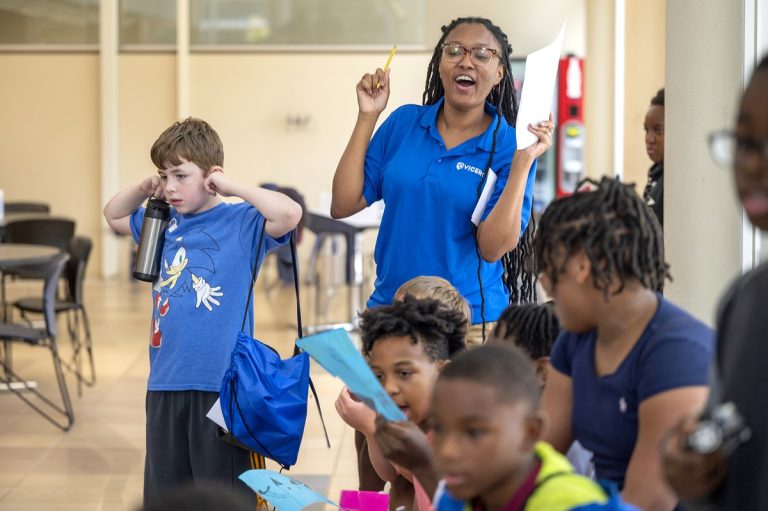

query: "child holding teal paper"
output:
336 296 467 511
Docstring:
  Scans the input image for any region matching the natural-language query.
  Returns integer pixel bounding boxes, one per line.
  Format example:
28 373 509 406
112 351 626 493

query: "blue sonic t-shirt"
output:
362 97 537 324
130 201 287 392
550 295 713 487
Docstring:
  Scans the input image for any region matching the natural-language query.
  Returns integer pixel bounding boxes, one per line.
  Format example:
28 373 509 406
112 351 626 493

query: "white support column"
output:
613 0 625 178
756 0 768 263
100 0 119 278
745 0 768 267
743 0 758 272
177 0 190 119
584 0 615 180
664 1 745 324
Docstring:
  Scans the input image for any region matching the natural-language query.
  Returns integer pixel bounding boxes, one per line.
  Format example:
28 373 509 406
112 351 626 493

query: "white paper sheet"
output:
516 23 566 150
206 397 228 432
470 168 498 226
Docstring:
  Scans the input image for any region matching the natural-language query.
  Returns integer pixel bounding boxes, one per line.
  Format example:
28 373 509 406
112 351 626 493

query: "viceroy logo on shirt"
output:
456 161 484 177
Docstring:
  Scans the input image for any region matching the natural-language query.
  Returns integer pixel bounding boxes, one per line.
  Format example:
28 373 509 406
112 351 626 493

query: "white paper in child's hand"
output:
516 23 565 150
206 397 228 432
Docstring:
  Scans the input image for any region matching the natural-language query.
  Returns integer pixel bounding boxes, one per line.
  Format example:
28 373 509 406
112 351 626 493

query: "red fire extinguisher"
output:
556 55 585 197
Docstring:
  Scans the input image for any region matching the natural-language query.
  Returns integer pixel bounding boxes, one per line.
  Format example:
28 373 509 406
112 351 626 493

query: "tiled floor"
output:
0 274 359 510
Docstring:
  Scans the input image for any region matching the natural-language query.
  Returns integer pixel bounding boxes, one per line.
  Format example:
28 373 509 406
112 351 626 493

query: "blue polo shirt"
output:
362 98 537 324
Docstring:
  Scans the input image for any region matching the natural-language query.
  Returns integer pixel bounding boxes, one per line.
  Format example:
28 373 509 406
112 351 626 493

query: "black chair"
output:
1 217 75 317
13 236 95 396
4 202 50 214
0 253 74 431
3 217 75 251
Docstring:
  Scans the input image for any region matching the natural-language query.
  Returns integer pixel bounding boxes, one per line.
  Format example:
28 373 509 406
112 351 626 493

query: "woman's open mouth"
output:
454 74 476 92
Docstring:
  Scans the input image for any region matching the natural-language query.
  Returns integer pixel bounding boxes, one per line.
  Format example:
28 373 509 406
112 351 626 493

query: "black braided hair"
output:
504 215 538 305
422 17 537 341
490 301 560 360
360 295 467 361
534 176 669 298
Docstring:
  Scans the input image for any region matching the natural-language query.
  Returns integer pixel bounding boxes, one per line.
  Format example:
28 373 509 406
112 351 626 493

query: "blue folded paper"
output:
296 328 406 422
240 469 338 511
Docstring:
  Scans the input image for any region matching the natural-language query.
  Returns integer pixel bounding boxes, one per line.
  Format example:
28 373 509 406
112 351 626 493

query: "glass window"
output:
190 0 425 47
0 0 98 46
120 0 176 47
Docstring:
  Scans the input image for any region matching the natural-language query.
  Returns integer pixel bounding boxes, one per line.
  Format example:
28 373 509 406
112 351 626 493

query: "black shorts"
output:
143 390 257 505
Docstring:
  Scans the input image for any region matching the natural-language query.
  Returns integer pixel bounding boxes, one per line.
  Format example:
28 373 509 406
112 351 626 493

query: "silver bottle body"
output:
133 215 169 282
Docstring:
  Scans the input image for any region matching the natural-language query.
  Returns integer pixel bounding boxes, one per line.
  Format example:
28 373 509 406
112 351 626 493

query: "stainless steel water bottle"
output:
133 198 170 282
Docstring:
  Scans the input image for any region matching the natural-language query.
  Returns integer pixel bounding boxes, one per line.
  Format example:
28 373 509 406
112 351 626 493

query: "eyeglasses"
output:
440 43 500 65
708 129 768 167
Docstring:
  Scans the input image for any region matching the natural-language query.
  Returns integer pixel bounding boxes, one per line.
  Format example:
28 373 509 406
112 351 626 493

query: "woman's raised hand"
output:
522 112 555 160
356 68 390 116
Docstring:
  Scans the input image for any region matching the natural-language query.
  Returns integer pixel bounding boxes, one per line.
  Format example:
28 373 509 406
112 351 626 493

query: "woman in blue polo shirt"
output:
332 17 553 345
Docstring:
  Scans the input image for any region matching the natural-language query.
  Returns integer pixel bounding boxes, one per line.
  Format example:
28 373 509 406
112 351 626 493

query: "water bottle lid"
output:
145 198 170 220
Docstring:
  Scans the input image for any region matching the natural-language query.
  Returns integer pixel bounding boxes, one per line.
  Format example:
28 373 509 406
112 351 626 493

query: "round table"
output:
0 244 60 267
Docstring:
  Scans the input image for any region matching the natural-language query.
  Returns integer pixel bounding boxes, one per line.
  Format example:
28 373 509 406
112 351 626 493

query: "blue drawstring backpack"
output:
220 219 328 469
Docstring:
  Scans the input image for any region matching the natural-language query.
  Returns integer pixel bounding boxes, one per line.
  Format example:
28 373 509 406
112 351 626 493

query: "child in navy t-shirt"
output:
534 176 713 511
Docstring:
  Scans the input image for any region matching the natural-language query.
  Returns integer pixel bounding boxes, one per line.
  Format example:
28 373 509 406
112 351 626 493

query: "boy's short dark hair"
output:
490 302 560 359
150 117 224 175
360 295 467 361
438 344 541 408
650 88 665 107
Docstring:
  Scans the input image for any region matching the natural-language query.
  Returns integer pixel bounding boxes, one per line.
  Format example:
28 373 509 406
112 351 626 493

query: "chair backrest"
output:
4 217 75 251
4 202 50 214
13 253 70 338
65 236 93 306
42 253 70 338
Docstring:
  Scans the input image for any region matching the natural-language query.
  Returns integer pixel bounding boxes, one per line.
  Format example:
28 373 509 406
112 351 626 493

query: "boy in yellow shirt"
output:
431 344 608 511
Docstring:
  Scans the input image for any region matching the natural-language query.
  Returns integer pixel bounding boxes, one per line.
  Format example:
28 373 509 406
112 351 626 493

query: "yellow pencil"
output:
377 44 397 89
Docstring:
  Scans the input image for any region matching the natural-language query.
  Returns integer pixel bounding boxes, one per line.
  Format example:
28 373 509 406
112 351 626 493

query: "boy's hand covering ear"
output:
374 415 434 473
335 387 376 436
204 169 231 197
140 175 164 199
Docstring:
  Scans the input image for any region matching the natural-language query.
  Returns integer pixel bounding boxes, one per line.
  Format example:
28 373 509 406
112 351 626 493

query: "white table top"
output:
0 244 60 267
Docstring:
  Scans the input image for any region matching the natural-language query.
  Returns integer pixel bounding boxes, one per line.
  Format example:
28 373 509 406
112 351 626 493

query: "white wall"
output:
425 0 585 56
188 53 431 209
664 0 745 325
0 0 588 277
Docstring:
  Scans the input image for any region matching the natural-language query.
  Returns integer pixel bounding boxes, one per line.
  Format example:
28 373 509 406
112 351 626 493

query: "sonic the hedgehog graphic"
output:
150 226 225 348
